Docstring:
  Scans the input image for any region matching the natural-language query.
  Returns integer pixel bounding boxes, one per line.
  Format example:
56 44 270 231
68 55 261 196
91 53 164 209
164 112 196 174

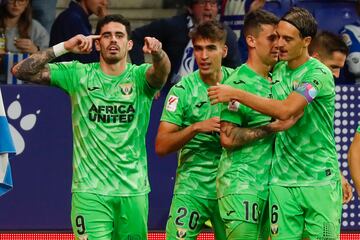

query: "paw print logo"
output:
6 94 40 155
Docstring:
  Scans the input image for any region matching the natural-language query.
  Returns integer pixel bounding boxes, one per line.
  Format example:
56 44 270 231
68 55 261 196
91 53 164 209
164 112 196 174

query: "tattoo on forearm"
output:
13 48 56 85
152 49 165 62
222 122 272 147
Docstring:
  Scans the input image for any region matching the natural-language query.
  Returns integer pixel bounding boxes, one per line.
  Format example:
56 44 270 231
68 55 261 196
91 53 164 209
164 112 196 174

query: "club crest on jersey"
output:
166 95 179 112
176 228 187 239
292 80 300 90
228 100 240 112
119 83 133 97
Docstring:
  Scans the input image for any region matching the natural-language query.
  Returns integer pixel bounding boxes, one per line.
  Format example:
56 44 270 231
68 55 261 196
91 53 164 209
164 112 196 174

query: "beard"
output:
101 51 123 64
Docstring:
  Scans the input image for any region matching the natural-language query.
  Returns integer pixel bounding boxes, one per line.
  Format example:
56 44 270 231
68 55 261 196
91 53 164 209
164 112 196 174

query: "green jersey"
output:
357 125 360 133
217 64 274 200
50 61 156 196
271 58 340 186
161 67 233 199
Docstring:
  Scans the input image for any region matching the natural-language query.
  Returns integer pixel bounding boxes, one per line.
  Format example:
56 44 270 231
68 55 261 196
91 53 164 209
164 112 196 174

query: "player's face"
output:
254 24 279 66
96 22 133 64
193 37 227 76
318 51 346 78
277 20 309 62
189 0 218 24
84 0 108 17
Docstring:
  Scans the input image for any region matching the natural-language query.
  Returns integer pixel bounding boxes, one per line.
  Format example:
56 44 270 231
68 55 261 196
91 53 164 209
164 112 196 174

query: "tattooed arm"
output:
220 121 273 149
220 114 301 149
144 37 171 89
11 34 100 85
11 48 55 85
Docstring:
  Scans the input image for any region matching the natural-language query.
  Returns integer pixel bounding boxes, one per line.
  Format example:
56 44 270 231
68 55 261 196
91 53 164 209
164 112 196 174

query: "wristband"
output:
53 42 68 57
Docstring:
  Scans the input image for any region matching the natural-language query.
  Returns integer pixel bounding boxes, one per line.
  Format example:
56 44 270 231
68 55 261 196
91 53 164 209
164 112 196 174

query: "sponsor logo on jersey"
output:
271 223 279 236
88 104 135 123
166 95 179 112
228 100 240 112
78 234 88 240
226 210 235 216
195 101 207 108
176 228 187 239
233 79 246 85
351 56 359 64
87 87 100 91
119 83 133 97
174 84 185 90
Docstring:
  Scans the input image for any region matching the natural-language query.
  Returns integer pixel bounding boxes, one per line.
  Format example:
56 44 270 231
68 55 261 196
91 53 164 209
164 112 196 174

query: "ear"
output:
303 36 312 48
127 39 133 51
95 39 100 51
222 45 228 58
246 35 256 48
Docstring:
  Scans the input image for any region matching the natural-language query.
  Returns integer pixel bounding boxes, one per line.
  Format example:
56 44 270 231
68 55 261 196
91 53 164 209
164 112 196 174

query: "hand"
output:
249 0 266 12
143 37 163 55
208 84 238 105
64 34 100 54
342 175 353 204
268 113 303 132
194 117 220 134
14 38 38 53
96 3 108 18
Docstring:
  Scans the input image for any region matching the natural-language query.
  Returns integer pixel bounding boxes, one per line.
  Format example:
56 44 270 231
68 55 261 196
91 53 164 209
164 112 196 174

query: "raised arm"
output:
144 37 171 89
12 34 99 85
208 84 307 121
155 117 220 156
348 132 360 195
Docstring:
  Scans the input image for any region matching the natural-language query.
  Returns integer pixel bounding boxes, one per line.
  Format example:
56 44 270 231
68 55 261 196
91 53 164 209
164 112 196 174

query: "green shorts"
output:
218 194 268 240
71 192 148 240
269 182 342 240
166 194 226 240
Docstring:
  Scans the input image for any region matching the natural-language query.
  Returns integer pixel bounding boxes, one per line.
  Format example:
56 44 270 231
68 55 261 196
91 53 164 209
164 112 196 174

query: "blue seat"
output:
293 0 357 33
263 0 293 17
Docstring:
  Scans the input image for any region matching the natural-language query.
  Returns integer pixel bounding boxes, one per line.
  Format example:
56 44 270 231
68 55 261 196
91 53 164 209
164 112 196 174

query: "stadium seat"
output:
293 0 358 33
263 0 293 17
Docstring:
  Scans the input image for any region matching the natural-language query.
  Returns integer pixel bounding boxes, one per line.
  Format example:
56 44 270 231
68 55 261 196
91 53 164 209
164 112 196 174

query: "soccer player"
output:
348 126 360 194
309 31 353 204
217 9 279 239
208 7 342 239
155 20 233 239
309 31 349 79
12 14 170 240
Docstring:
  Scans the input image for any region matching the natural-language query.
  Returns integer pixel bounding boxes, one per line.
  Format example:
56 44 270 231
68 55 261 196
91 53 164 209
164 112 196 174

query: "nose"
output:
200 50 208 59
333 69 340 78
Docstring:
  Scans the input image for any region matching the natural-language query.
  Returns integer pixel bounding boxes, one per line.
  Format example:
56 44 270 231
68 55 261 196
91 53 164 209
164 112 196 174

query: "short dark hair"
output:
95 14 131 39
189 20 227 44
308 31 349 57
243 9 279 37
281 7 317 39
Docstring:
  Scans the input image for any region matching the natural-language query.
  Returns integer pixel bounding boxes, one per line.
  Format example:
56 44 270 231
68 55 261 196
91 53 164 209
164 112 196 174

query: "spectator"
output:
32 0 57 33
0 0 49 53
220 0 265 63
130 0 241 91
340 0 360 84
50 0 108 63
220 0 265 38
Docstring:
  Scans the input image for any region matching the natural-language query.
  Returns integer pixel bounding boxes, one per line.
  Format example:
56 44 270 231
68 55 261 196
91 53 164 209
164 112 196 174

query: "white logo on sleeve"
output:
166 95 179 112
228 100 240 112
